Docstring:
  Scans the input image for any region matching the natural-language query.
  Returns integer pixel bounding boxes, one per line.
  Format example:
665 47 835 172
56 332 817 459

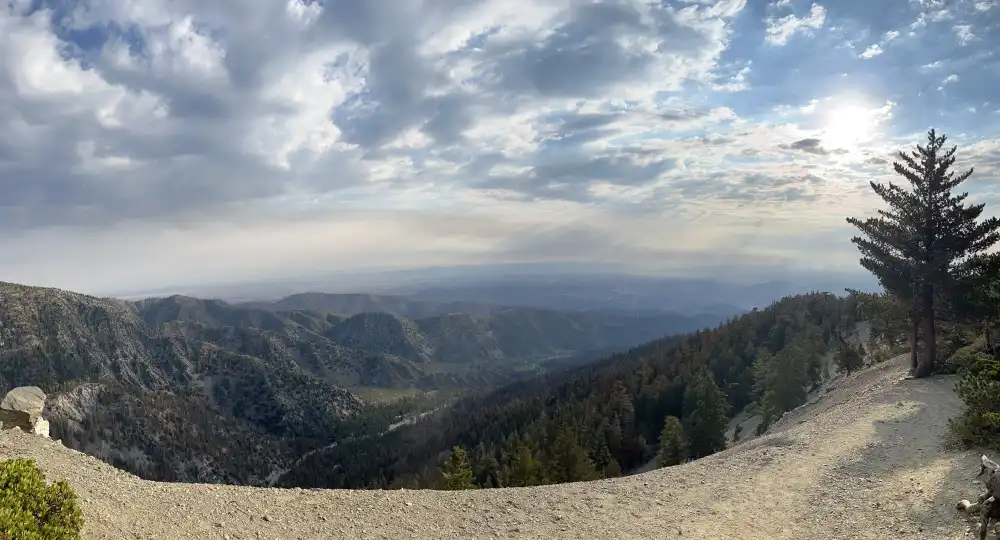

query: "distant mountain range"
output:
107 263 876 315
394 276 842 316
237 292 500 318
0 281 727 485
136 292 727 387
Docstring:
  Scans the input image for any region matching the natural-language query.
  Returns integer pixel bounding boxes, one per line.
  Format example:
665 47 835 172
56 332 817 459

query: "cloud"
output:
859 44 883 59
938 73 959 90
765 3 827 45
954 24 978 44
783 138 829 154
712 63 752 92
1 0 1000 294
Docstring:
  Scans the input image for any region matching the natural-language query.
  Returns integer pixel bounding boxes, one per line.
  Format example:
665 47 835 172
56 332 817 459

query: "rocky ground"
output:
0 353 989 539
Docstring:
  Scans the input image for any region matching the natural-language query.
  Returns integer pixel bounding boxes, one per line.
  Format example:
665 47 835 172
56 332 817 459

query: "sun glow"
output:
821 103 878 151
816 95 897 154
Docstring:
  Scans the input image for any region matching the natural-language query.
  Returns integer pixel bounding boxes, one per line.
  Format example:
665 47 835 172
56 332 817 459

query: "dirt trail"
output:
0 354 986 539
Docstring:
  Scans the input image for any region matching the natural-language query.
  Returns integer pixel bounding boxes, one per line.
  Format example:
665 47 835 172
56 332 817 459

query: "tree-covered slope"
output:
276 292 861 489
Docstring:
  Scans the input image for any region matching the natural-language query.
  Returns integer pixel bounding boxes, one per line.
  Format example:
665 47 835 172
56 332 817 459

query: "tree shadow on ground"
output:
819 373 985 537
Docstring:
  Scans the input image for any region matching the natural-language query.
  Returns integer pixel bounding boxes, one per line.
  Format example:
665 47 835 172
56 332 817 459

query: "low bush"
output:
950 353 1000 452
0 457 84 539
941 339 991 375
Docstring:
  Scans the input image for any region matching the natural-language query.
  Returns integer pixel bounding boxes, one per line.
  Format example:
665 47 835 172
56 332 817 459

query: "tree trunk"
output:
909 318 919 375
914 284 936 378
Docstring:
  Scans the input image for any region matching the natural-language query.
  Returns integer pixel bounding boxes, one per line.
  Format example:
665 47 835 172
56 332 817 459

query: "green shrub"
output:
0 458 84 539
834 342 865 375
950 353 1000 452
941 340 991 375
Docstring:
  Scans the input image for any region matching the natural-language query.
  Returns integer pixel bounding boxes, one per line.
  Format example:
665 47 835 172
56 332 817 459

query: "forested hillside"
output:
0 281 721 486
277 292 861 489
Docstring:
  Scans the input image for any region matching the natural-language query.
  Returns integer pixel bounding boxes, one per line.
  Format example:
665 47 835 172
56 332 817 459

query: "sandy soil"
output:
0 353 988 539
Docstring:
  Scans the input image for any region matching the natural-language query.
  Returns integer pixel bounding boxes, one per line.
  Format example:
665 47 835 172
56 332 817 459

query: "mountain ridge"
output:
131 293 725 386
0 281 366 485
0 280 724 485
237 292 501 319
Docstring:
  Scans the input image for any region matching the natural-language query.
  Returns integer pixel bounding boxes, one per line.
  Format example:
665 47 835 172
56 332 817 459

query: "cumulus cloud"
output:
860 44 883 58
765 3 827 45
0 0 999 294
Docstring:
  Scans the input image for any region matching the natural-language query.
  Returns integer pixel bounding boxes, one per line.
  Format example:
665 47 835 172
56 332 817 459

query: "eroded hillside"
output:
0 281 722 485
0 282 365 484
0 354 979 539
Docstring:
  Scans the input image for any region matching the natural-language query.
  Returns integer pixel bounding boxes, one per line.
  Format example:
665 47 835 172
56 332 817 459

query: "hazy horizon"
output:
1 0 997 294
97 261 880 305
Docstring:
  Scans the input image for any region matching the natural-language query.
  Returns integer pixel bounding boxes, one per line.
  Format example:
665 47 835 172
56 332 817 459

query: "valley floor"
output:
0 354 987 539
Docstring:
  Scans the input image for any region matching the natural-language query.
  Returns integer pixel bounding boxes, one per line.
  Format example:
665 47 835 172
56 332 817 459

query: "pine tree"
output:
605 457 623 478
751 346 808 433
507 443 542 487
834 340 865 375
547 425 598 483
847 289 910 355
682 368 730 458
949 252 1000 349
847 129 1000 377
439 446 477 490
593 443 611 474
657 415 687 467
593 443 623 478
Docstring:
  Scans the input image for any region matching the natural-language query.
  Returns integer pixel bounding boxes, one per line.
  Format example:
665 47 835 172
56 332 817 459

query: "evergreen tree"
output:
593 443 622 478
772 345 809 410
439 446 477 490
605 457 623 478
847 129 1000 377
547 425 598 483
949 253 1000 348
805 351 825 391
834 340 865 375
507 443 542 487
751 344 809 433
657 415 687 467
847 289 910 356
682 368 729 458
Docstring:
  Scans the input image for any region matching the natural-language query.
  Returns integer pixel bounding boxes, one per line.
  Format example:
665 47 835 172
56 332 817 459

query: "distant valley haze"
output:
106 262 879 317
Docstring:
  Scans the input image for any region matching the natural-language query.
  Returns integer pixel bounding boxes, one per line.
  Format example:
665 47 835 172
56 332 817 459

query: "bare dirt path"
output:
0 354 986 539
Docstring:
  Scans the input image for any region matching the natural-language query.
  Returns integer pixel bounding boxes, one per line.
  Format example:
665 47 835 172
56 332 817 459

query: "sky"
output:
1 0 999 295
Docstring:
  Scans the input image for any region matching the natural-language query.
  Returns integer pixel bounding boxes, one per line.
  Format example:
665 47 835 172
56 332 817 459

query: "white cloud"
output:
857 28 899 59
712 63 752 92
954 24 979 44
765 3 827 46
1 0 998 294
939 73 959 90
859 44 883 59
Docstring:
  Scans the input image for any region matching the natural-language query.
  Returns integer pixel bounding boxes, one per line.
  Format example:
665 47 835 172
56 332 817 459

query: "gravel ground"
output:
0 353 988 539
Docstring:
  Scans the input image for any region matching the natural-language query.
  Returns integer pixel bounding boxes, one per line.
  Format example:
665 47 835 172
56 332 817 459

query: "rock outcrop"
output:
0 386 48 437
